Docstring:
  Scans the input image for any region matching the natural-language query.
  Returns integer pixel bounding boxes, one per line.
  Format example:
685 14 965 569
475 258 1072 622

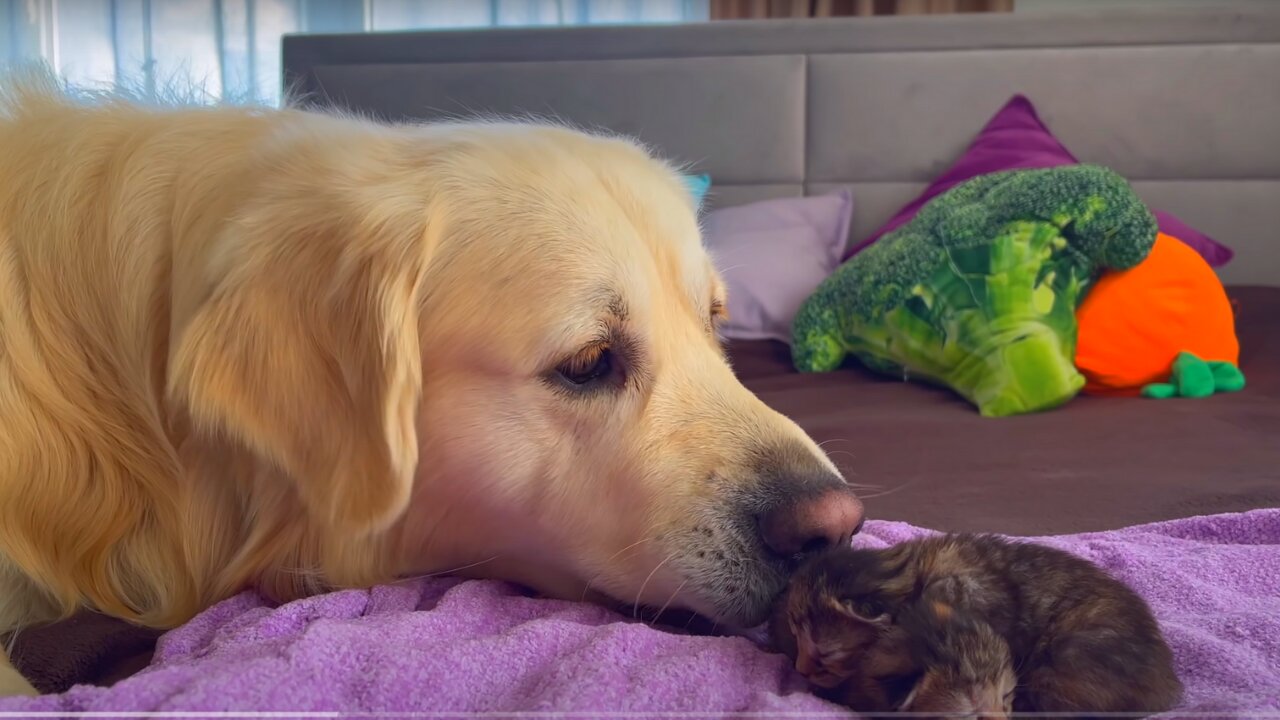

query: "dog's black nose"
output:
760 485 864 557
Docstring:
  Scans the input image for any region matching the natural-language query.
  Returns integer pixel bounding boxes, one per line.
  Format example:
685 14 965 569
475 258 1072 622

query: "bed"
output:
729 285 1280 536
8 4 1280 714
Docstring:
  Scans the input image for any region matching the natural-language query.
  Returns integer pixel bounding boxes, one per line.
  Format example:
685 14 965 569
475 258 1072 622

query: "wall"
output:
1016 0 1272 11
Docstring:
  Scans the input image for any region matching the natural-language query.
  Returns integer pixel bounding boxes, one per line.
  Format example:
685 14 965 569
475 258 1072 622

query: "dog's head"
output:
170 116 862 628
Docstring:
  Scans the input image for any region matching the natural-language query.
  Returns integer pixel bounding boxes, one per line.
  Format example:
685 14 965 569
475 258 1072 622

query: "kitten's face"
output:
900 617 1017 719
769 549 915 703
771 549 1017 718
776 593 892 688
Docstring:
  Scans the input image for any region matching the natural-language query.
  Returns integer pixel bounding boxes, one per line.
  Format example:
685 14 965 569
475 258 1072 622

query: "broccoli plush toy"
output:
792 165 1157 417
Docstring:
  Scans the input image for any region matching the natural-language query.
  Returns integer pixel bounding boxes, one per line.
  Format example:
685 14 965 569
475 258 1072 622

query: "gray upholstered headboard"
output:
283 5 1280 285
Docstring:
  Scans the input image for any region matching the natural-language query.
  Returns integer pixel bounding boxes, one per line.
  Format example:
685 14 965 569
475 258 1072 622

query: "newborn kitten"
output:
770 534 1183 719
768 550 1016 716
891 600 1018 717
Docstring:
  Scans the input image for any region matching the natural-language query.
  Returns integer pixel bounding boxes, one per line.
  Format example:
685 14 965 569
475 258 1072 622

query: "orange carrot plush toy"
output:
1075 232 1241 397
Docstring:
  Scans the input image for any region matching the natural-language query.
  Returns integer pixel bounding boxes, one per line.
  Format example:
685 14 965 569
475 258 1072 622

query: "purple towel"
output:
4 509 1278 717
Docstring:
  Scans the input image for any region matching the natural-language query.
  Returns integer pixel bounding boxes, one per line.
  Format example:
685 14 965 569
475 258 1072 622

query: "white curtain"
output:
2 0 710 105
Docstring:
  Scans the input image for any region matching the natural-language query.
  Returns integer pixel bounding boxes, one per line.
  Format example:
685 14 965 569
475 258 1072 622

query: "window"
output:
1 0 710 106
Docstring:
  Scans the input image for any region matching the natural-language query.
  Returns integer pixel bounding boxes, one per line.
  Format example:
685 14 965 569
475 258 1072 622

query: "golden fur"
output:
0 73 844 696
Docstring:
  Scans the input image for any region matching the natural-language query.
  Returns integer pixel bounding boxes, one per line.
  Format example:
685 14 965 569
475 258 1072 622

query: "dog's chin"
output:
709 588 788 631
625 605 724 634
630 575 788 634
586 583 775 636
609 602 763 641
707 567 794 630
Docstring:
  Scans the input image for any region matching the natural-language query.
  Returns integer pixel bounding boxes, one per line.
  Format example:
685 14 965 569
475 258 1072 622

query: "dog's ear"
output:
169 174 439 538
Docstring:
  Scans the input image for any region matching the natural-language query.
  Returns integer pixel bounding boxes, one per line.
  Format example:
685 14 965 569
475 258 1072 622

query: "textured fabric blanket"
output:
4 509 1277 718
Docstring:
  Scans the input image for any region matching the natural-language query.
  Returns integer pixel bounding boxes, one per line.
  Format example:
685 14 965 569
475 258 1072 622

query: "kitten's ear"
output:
924 599 956 624
169 172 439 537
923 575 975 606
918 577 988 630
793 598 891 687
828 596 891 626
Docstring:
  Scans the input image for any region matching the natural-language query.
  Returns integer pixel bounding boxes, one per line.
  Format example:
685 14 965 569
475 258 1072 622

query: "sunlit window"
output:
1 0 709 106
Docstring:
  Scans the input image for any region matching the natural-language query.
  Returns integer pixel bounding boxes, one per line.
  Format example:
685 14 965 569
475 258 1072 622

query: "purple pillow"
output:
845 95 1234 267
704 191 853 343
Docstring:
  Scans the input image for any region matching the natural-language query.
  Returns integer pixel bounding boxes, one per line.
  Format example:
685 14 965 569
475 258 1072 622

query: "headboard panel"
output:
284 5 1280 285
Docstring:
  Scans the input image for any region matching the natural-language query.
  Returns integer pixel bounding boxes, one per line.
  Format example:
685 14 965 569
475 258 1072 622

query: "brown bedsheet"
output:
12 287 1279 695
733 286 1280 536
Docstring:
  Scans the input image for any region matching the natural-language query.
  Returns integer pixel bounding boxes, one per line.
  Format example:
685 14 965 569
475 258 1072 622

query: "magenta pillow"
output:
845 95 1234 267
704 191 853 343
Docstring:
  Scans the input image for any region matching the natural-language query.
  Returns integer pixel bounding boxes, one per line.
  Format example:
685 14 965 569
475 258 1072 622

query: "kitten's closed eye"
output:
846 598 884 619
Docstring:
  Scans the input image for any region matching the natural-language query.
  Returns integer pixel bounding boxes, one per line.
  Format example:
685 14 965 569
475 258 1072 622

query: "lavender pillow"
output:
704 191 853 343
846 95 1234 267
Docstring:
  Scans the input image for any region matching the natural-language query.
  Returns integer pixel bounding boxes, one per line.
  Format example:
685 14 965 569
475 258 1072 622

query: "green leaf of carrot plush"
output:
1208 360 1246 393
1141 351 1246 399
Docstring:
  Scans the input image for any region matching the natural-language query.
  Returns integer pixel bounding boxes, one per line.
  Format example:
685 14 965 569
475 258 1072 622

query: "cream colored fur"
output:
0 73 839 695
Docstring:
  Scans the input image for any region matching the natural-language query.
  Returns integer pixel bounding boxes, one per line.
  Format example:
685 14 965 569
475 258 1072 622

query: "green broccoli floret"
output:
792 164 1157 417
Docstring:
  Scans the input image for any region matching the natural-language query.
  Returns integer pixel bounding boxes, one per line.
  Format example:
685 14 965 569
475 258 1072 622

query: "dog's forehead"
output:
628 197 714 302
592 168 715 304
431 125 717 319
523 168 711 299
538 193 713 320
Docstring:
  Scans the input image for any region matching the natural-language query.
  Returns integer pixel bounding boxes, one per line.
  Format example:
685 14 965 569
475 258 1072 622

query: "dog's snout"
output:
760 484 864 557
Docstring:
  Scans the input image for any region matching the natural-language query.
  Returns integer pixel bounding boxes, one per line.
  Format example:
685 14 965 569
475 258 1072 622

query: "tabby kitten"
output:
770 534 1183 719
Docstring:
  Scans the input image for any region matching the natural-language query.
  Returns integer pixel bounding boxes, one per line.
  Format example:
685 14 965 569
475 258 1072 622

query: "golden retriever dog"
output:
0 71 863 696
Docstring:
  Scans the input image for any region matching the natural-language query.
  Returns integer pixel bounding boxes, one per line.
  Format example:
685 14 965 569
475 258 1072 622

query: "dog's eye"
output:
556 346 615 387
710 299 727 324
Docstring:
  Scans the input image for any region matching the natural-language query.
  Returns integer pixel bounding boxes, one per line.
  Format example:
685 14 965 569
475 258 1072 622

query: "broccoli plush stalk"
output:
792 165 1157 417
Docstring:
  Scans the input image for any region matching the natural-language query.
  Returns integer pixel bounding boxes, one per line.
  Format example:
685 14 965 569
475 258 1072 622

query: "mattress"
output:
12 285 1279 695
731 285 1280 535
6 511 1279 714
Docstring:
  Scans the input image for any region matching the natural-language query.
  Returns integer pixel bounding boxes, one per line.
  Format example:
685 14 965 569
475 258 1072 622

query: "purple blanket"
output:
4 509 1278 718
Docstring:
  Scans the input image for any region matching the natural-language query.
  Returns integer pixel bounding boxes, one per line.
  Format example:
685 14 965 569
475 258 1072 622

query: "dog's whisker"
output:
632 552 676 619
3 625 25 655
278 565 324 577
604 536 657 565
648 578 689 629
580 534 659 602
682 611 698 632
424 554 502 578
394 555 502 584
855 481 917 501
